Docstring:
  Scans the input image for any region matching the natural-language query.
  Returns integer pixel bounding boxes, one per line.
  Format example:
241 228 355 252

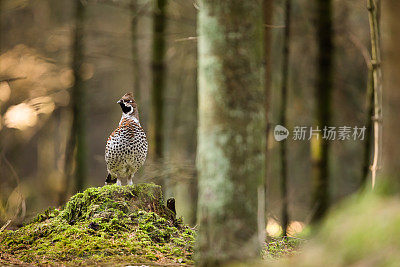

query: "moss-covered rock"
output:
0 183 196 265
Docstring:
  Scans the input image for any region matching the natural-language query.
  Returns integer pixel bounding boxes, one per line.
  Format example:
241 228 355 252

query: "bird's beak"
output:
117 100 122 104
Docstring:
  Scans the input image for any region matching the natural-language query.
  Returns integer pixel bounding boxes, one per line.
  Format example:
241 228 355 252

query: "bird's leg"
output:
116 179 122 186
127 175 134 186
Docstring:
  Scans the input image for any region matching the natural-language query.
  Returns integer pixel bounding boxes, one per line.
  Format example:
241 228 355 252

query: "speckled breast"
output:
105 118 148 178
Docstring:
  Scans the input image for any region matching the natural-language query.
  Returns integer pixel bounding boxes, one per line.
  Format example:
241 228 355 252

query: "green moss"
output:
0 184 196 265
262 237 303 261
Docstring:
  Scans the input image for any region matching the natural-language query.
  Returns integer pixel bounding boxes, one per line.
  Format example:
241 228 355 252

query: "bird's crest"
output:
121 92 135 103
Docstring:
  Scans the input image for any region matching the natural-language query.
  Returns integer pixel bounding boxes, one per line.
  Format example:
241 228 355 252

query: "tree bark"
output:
196 0 265 264
311 0 333 223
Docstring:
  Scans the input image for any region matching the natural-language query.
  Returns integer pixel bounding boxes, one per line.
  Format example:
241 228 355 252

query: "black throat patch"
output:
120 102 132 114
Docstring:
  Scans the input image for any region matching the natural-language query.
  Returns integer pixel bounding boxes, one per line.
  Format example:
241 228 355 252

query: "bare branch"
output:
347 32 371 69
367 0 383 188
0 77 27 83
264 24 285 29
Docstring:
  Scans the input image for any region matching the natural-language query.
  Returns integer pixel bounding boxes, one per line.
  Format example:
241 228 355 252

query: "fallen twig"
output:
0 220 11 232
175 36 198 42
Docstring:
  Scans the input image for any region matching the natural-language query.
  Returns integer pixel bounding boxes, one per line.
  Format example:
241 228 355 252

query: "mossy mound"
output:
0 184 196 265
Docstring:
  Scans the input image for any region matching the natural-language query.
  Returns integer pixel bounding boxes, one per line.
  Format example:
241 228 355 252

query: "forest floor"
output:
0 184 303 266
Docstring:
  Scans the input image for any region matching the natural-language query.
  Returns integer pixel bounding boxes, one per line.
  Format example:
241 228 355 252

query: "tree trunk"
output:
61 0 86 201
71 0 86 192
150 0 166 161
196 1 265 265
381 1 400 189
262 0 274 240
311 0 333 223
279 0 291 236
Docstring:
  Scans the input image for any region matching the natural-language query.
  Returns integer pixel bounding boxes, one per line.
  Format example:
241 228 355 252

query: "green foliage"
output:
0 184 195 265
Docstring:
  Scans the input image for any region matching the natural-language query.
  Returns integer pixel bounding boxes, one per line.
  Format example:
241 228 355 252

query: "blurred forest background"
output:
0 0 372 233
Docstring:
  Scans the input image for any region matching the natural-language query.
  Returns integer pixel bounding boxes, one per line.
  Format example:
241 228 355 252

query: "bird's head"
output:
117 92 139 120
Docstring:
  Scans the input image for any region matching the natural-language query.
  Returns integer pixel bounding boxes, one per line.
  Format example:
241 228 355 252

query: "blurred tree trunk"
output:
381 1 400 188
279 0 291 236
70 0 86 192
150 0 166 162
196 0 265 265
311 0 333 223
60 0 86 203
131 0 141 103
262 0 274 239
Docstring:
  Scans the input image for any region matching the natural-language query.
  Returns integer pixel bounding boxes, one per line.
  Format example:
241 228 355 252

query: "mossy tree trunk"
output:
196 1 265 265
279 0 292 236
311 0 333 223
61 0 86 202
150 0 166 161
382 1 400 189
